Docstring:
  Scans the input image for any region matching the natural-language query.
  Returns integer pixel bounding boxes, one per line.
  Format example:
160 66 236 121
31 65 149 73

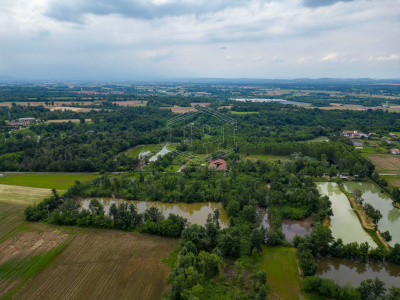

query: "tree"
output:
381 230 392 242
329 165 337 178
353 189 363 204
249 229 263 254
243 205 257 223
357 278 386 299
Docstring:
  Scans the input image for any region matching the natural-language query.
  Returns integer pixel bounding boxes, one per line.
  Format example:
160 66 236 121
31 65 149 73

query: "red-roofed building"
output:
208 159 227 171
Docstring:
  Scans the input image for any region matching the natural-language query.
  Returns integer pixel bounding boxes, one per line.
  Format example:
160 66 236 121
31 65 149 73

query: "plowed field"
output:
13 230 178 300
367 154 400 173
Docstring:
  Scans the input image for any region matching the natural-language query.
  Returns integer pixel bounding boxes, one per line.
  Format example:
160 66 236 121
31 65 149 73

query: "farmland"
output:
46 119 92 123
365 154 400 174
0 173 98 190
0 184 53 205
111 100 147 107
160 106 197 114
8 229 178 300
0 202 26 241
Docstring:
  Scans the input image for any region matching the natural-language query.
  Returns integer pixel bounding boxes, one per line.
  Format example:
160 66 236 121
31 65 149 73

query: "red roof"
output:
208 159 227 171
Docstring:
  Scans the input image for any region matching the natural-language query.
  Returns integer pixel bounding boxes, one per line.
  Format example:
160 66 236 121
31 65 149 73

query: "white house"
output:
391 149 400 154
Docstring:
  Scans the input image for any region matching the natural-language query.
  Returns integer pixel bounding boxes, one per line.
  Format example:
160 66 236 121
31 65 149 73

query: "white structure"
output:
391 149 400 154
19 117 35 122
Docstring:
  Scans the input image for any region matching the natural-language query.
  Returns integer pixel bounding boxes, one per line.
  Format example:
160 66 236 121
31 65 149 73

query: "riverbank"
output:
338 183 389 251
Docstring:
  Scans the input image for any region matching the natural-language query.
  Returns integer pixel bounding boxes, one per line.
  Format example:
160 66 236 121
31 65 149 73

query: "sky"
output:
0 0 399 80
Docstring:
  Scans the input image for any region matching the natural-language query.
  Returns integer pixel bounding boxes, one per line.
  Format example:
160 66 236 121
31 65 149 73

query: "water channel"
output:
316 182 376 247
343 181 400 247
81 198 229 229
316 256 400 287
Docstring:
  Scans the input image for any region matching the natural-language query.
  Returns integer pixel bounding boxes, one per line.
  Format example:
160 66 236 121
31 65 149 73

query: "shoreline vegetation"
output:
337 183 389 251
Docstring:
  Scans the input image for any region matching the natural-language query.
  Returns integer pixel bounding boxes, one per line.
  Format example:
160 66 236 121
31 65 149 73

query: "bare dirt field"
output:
49 107 103 112
46 119 92 123
0 102 95 108
111 100 148 107
13 230 178 300
0 230 68 265
0 184 52 205
160 106 197 114
190 102 210 107
367 154 400 173
218 106 233 110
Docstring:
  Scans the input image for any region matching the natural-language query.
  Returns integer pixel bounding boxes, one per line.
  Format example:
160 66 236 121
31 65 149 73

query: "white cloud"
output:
319 53 339 62
376 53 399 61
0 0 399 79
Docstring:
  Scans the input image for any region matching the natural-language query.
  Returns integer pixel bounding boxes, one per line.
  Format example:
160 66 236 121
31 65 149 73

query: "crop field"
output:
49 107 103 112
366 154 400 173
261 247 301 300
0 173 98 189
381 175 400 188
111 100 148 107
160 106 197 114
0 185 53 205
11 229 179 300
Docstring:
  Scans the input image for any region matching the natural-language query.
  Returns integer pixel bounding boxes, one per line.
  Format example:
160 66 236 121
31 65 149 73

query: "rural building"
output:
208 159 227 171
351 139 363 147
391 149 400 154
19 117 35 122
389 133 398 137
6 120 29 129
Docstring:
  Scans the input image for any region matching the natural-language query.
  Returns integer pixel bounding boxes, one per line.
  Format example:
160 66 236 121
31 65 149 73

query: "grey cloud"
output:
46 0 258 23
303 0 355 7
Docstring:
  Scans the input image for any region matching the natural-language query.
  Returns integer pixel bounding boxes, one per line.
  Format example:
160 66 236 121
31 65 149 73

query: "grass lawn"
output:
261 247 301 300
166 165 182 172
230 111 259 115
166 144 178 151
0 173 97 190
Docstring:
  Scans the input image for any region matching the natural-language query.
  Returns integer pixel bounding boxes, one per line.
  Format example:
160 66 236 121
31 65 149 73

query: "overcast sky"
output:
0 0 399 80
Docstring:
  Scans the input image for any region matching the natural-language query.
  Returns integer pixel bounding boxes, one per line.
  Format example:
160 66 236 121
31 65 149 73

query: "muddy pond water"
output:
258 209 313 242
316 182 376 247
81 198 229 229
343 181 400 247
316 256 400 287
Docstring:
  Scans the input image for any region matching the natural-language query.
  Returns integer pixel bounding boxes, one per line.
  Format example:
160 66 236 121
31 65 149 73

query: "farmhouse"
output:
391 149 400 155
351 139 363 147
208 159 227 171
19 117 35 122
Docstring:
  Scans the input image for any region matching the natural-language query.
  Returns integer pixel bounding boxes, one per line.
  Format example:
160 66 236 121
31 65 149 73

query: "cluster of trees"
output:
25 195 188 238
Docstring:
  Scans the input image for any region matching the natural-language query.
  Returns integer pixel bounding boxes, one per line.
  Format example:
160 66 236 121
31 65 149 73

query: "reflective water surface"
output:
316 182 376 247
81 198 229 229
344 181 400 246
316 256 400 287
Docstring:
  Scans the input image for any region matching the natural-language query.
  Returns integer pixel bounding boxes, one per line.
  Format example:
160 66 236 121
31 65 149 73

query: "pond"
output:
316 256 400 287
138 150 151 159
81 198 229 229
343 181 400 246
258 208 313 242
149 145 171 162
316 182 376 247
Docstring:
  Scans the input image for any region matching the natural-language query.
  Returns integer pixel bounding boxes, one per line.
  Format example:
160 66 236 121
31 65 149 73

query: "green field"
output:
126 144 159 158
306 136 329 143
230 111 259 115
261 247 301 300
0 173 98 190
166 144 178 151
244 154 287 162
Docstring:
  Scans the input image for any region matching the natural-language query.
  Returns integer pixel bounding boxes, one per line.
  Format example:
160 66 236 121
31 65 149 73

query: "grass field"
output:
0 202 26 241
9 229 178 300
126 144 159 158
261 247 301 300
230 111 259 114
0 185 53 205
0 173 98 189
381 175 400 188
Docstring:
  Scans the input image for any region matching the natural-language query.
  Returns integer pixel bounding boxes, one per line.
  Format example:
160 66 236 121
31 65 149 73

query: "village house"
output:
208 159 227 171
391 149 400 155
